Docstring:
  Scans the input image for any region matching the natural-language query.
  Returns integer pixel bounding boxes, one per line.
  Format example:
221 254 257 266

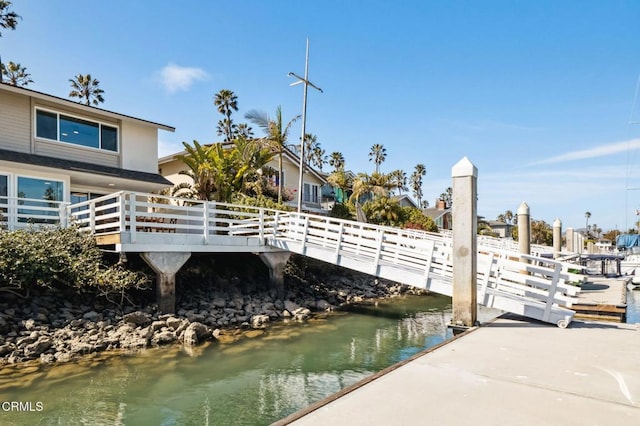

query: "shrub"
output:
328 203 353 220
0 226 148 296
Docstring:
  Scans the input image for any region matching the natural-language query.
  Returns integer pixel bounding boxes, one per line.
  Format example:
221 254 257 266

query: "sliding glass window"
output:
35 109 119 152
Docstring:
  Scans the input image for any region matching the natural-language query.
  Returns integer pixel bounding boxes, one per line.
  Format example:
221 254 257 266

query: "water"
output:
1 294 486 426
627 288 640 324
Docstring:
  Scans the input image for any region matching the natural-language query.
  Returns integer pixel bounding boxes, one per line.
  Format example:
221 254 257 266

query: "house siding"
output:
34 139 120 168
120 121 158 174
0 91 31 153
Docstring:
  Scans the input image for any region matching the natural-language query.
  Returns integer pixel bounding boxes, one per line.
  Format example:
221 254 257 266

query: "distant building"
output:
486 220 514 238
391 194 418 208
422 199 452 230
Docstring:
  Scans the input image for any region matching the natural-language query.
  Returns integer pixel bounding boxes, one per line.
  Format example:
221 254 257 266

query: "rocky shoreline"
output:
0 256 426 367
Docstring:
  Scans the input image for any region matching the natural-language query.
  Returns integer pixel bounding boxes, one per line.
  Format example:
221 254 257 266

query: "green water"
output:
0 294 476 426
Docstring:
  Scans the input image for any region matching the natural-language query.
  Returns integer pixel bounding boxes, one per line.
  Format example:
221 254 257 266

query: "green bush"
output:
328 203 353 220
0 226 148 295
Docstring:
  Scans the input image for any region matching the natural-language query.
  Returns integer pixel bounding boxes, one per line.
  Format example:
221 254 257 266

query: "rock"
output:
22 319 36 331
82 311 100 321
123 311 151 327
292 308 311 322
150 320 167 332
183 322 211 346
40 353 56 364
54 352 73 363
212 297 226 308
251 314 270 328
24 338 52 357
316 300 333 311
152 331 176 345
165 317 183 330
284 300 299 313
0 344 13 356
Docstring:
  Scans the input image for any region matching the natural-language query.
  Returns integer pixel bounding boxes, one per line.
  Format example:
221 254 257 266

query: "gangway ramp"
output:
69 191 583 327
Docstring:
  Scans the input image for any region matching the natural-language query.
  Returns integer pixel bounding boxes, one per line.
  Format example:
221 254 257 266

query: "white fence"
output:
0 196 69 230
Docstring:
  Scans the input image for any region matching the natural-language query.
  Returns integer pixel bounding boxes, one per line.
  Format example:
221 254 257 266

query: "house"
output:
486 220 514 238
159 144 329 213
0 83 174 229
391 194 418 208
422 199 452 230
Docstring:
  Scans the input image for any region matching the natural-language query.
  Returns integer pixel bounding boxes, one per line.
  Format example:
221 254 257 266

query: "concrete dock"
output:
276 315 640 425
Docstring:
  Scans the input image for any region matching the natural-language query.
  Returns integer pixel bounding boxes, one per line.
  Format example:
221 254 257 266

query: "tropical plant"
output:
68 74 105 106
327 169 352 204
531 219 553 245
402 207 438 232
235 123 254 139
0 61 32 86
173 141 217 200
245 106 300 203
303 133 325 170
328 151 345 172
410 164 426 207
363 197 403 226
584 211 591 234
0 1 19 36
389 169 407 195
214 89 238 142
349 172 393 204
368 143 387 173
440 186 453 207
328 202 353 220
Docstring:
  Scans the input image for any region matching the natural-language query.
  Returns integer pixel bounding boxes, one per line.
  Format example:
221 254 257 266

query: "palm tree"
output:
303 133 325 170
329 151 345 172
173 141 217 200
389 169 407 195
585 211 591 234
214 89 238 142
235 123 254 139
0 1 20 36
368 144 387 173
504 210 514 224
68 74 105 106
1 61 32 86
350 172 393 204
410 164 426 207
246 106 300 203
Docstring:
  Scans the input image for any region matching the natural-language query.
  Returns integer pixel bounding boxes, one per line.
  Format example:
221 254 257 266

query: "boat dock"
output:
572 276 629 322
276 314 640 425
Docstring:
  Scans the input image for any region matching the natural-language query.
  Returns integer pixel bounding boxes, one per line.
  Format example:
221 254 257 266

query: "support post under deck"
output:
141 252 191 313
258 251 292 300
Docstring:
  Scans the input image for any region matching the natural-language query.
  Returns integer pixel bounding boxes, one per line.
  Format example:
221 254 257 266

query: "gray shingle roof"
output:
0 148 171 186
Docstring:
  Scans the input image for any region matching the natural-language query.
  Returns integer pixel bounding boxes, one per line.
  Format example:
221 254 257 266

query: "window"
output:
303 183 320 204
35 109 119 152
0 175 7 221
17 177 64 224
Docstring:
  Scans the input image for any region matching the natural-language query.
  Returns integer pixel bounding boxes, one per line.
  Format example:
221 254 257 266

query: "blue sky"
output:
3 1 640 232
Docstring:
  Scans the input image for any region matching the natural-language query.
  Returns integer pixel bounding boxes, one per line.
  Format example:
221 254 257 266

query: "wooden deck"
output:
572 276 629 322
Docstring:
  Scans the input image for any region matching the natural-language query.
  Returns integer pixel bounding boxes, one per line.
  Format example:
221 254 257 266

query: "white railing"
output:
0 196 69 230
66 191 283 243
270 210 582 327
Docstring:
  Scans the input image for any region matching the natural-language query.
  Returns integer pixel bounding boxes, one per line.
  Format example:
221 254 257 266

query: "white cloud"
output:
157 63 209 94
528 139 640 166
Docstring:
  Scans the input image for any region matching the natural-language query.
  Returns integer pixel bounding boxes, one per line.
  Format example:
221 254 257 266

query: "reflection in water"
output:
0 294 498 425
